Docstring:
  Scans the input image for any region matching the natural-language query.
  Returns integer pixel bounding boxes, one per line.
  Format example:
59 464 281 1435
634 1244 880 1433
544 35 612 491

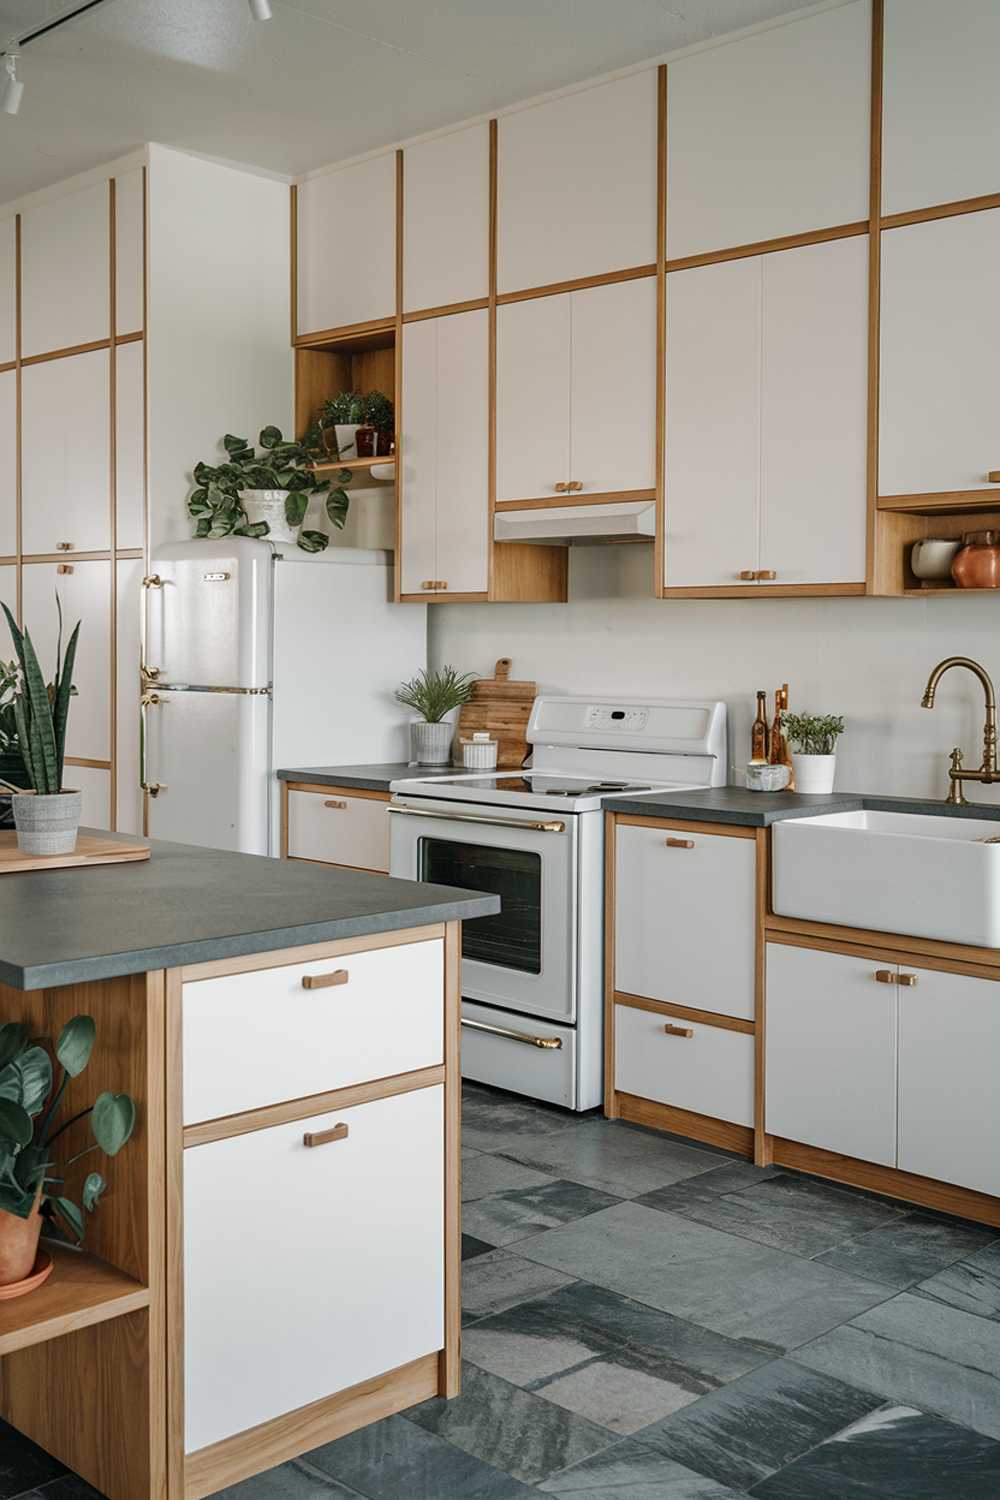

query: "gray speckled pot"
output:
12 789 83 856
410 721 454 766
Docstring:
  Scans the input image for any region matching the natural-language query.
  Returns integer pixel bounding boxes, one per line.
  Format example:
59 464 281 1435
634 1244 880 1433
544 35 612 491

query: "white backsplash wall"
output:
428 545 1000 803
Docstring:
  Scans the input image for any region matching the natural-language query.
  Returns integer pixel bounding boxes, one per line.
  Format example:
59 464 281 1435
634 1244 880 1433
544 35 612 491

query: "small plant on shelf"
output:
316 392 366 460
395 666 478 767
780 711 845 795
188 427 350 551
361 391 394 456
0 1015 136 1291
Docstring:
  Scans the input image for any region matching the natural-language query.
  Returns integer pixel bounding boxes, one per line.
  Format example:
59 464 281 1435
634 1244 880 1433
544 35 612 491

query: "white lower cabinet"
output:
898 967 1000 1198
766 943 897 1166
615 1003 753 1127
287 787 389 872
183 1085 444 1454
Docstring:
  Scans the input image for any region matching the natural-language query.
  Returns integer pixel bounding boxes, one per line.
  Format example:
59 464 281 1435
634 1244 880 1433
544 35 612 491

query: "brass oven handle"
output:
302 969 349 990
303 1123 349 1147
665 837 694 849
462 1018 562 1050
663 1023 694 1038
387 805 566 834
324 800 347 810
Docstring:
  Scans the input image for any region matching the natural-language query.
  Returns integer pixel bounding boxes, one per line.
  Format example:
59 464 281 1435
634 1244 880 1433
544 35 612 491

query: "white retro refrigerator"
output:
142 539 425 855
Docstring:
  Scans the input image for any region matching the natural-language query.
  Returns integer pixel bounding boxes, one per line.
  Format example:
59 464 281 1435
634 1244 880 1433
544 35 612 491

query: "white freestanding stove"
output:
388 696 727 1111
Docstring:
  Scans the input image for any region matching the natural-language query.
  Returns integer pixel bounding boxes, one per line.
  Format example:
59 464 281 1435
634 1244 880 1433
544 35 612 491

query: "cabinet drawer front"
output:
184 1085 444 1453
766 944 897 1167
615 823 756 1020
287 788 389 872
182 938 443 1124
615 1003 753 1127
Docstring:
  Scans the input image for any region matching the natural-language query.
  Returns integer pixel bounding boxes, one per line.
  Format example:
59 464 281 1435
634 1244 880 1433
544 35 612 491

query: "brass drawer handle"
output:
663 1023 694 1038
303 1123 349 1148
302 969 349 990
665 837 694 849
554 482 569 494
898 972 918 987
324 799 347 810
566 481 584 492
56 541 74 552
738 569 757 581
57 563 73 575
988 471 1000 483
757 570 777 582
874 969 896 985
420 579 435 591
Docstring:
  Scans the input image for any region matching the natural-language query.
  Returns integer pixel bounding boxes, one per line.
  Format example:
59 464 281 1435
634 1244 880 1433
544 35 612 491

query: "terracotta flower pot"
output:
0 1190 43 1288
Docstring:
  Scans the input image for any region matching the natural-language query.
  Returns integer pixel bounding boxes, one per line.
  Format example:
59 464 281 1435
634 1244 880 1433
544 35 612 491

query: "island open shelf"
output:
0 1247 149 1357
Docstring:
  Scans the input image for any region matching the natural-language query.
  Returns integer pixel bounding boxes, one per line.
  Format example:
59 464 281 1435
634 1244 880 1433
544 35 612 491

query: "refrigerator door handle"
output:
150 683 272 696
140 691 167 797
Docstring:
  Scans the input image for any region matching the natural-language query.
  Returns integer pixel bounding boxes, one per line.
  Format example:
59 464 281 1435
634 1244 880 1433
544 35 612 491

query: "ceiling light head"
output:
248 0 272 19
1 53 23 116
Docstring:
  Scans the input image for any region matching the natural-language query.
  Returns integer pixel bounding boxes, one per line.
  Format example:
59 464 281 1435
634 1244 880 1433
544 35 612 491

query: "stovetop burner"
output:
491 776 654 798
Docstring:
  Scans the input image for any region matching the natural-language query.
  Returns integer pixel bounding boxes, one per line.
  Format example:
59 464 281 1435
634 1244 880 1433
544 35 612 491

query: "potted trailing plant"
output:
317 392 366 462
188 428 350 551
781 711 845 794
0 1014 136 1295
0 602 82 857
362 391 395 457
395 666 477 766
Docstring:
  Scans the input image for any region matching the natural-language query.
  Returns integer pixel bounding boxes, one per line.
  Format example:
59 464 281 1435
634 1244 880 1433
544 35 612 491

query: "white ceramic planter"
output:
239 490 299 545
410 721 453 766
790 753 837 795
12 789 82 856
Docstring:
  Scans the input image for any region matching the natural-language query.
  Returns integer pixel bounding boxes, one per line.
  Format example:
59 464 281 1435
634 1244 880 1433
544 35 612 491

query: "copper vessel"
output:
952 531 1000 590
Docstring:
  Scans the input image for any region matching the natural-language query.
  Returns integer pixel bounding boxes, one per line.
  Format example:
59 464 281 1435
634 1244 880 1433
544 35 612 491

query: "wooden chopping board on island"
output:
457 659 536 769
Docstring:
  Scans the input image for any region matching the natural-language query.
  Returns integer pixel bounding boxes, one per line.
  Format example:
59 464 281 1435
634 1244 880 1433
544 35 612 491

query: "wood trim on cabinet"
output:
289 184 298 346
22 550 115 564
494 488 655 512
279 778 290 858
294 316 396 349
393 149 404 603
165 968 185 1500
399 590 491 605
603 811 618 1118
180 924 446 982
183 1352 440 1500
880 190 1000 232
615 1093 754 1157
487 118 498 601
770 1137 1000 1229
115 329 144 347
614 813 757 839
655 63 667 597
615 990 755 1036
865 0 884 593
109 177 118 829
752 826 770 1165
0 359 13 375
19 337 113 368
284 781 391 802
440 920 461 1398
660 582 867 599
495 262 656 307
14 213 22 622
65 756 112 771
403 297 490 323
877 490 1000 514
664 219 869 276
764 913 1000 975
183 1065 447 1149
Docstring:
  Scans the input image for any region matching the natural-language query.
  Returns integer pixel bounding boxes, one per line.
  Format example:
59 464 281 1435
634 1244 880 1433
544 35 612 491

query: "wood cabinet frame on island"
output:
604 808 1000 1230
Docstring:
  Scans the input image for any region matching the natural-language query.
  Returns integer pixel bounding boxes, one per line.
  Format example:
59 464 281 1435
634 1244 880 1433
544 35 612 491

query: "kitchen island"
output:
0 835 498 1500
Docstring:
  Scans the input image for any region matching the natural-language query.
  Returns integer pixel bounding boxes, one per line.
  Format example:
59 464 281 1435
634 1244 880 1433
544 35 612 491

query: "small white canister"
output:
462 731 499 771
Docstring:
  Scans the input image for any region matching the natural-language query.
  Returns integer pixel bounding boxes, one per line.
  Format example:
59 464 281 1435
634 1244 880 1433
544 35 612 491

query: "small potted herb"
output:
318 392 366 462
362 391 395 457
0 602 82 857
0 1015 136 1295
395 666 478 765
188 428 349 551
781 711 845 795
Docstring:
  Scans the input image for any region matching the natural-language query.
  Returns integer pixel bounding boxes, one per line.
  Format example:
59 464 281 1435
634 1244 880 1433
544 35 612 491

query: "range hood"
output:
493 500 655 546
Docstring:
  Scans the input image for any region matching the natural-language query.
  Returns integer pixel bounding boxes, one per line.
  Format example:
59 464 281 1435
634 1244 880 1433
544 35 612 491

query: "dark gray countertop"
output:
0 833 499 991
604 787 1000 826
278 764 457 791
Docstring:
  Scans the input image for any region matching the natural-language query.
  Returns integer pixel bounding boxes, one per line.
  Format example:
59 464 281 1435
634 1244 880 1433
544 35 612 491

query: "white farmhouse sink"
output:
772 810 1000 948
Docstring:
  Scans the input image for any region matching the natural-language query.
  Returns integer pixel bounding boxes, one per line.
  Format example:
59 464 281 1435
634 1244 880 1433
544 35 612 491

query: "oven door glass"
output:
420 840 541 974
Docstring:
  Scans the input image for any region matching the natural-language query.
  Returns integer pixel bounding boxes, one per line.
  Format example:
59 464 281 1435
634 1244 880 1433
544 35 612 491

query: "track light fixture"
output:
1 53 23 116
248 0 273 19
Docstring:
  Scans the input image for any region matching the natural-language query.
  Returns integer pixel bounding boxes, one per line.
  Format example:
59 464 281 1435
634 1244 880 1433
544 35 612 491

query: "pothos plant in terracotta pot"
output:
188 428 350 551
0 1015 136 1294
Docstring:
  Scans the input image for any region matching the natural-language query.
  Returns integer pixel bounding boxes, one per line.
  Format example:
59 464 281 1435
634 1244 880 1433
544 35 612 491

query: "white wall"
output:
429 546 1000 803
147 144 292 548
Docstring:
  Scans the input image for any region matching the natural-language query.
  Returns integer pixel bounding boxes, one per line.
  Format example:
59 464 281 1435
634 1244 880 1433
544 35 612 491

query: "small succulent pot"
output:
238 490 299 545
789 753 837 795
355 426 376 459
410 720 454 767
375 430 393 457
0 1189 43 1288
12 788 83 856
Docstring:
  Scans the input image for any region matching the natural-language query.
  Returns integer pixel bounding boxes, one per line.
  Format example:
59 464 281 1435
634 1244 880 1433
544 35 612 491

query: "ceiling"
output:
0 0 809 204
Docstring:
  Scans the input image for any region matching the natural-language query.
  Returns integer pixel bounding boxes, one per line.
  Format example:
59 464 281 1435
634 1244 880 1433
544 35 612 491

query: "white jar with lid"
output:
462 732 499 771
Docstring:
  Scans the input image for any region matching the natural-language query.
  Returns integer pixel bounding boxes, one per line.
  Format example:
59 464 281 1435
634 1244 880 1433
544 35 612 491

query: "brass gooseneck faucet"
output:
920 656 999 805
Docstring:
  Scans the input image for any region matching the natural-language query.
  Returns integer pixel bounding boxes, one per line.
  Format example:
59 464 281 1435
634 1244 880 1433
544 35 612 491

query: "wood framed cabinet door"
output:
497 70 658 295
403 123 489 314
0 214 14 366
766 943 897 1167
20 180 109 358
663 255 761 588
295 153 396 336
21 560 112 762
883 0 1000 217
21 348 112 555
879 208 1000 498
0 368 15 559
399 318 439 596
898 967 1000 1198
114 166 145 338
496 293 572 504
570 277 656 497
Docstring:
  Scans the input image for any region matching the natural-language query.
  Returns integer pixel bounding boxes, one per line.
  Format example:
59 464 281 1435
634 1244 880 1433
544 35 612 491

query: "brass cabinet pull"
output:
324 799 347 810
738 569 757 581
665 837 694 849
56 541 73 552
898 972 918 987
566 481 584 492
420 579 435 591
757 570 777 581
988 471 1000 483
57 563 73 575
874 969 897 985
663 1023 695 1038
142 574 163 589
554 482 570 493
302 969 349 990
437 581 448 591
303 1123 349 1148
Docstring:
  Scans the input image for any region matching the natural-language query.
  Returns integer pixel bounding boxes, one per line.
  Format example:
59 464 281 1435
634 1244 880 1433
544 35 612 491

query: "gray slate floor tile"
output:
407 1362 617 1486
639 1170 904 1258
461 1248 577 1326
0 1419 67 1499
816 1211 999 1288
638 1356 882 1490
516 1200 892 1350
497 1119 726 1199
464 1233 497 1261
463 1179 621 1248
915 1240 1000 1321
539 1439 745 1497
21 1482 102 1500
750 1403 1000 1499
462 1088 580 1155
216 1459 365 1499
304 1412 534 1499
463 1152 558 1203
792 1290 1000 1439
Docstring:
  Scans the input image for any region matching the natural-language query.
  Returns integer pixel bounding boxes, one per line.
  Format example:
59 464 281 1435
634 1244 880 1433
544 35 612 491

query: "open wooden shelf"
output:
878 491 1000 516
903 586 1000 597
311 456 395 475
0 1245 149 1357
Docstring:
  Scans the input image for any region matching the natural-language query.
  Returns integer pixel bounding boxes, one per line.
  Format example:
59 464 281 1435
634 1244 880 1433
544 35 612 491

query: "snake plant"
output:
0 601 80 796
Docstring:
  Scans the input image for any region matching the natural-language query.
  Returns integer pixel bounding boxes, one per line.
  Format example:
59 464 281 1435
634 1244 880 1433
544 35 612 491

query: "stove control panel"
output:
584 705 649 732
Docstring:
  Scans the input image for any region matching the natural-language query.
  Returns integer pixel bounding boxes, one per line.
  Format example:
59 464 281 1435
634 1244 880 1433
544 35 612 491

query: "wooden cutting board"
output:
0 832 150 874
457 659 536 769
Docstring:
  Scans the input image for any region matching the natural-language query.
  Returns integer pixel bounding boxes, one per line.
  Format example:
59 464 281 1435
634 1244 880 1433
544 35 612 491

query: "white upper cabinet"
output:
497 71 658 294
498 278 655 503
0 370 15 558
21 349 111 555
0 216 14 365
666 2 870 261
115 339 145 552
403 124 489 312
114 167 144 336
21 181 109 358
400 308 489 597
883 0 1000 217
21 560 112 761
880 209 1000 497
296 153 396 336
